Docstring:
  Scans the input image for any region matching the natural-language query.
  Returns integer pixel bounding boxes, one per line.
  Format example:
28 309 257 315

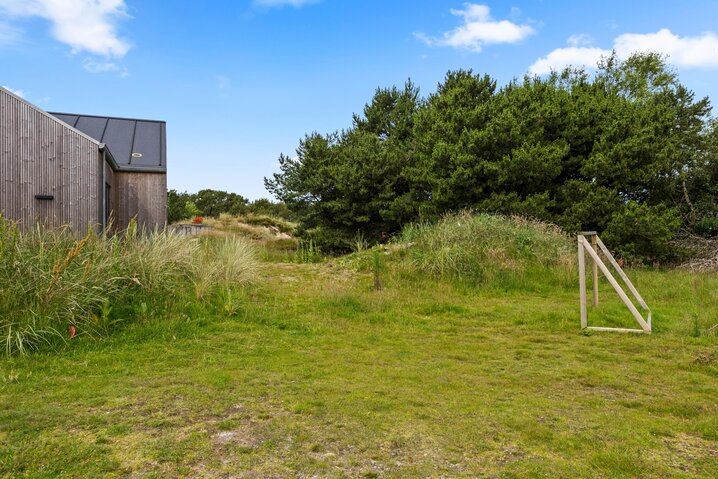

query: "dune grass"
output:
0 218 258 357
343 212 577 293
1 214 717 477
401 212 576 289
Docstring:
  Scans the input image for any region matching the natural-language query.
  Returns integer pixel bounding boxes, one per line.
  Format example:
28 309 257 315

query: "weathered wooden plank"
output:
591 234 599 307
114 171 167 231
595 236 650 310
578 235 588 329
586 327 646 334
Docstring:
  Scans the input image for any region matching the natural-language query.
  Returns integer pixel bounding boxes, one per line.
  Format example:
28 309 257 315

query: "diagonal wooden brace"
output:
578 235 651 333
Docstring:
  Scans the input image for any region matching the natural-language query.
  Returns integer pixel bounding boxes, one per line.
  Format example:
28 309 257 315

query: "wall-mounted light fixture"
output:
35 194 54 201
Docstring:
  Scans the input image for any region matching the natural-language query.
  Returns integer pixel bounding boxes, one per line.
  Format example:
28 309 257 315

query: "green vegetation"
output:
0 217 257 356
399 211 575 288
1 213 717 477
172 212 322 265
167 189 292 224
266 53 718 261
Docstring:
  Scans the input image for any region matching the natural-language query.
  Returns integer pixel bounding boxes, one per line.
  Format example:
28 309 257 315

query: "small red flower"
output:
69 325 77 339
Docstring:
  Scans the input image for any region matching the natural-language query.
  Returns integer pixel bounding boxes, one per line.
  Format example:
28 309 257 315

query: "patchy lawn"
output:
1 262 717 478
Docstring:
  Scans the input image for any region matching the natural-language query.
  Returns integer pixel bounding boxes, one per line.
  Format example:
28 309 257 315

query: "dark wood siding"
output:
104 159 118 228
1 88 102 231
115 172 167 230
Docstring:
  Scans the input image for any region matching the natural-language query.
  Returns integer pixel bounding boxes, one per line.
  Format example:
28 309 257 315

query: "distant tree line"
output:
265 53 718 261
167 189 292 223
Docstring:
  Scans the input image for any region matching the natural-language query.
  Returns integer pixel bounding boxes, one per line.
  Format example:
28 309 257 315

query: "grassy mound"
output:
203 213 297 237
0 218 258 356
398 212 576 289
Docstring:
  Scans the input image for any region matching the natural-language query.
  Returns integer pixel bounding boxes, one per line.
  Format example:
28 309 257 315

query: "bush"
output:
602 202 682 264
0 217 258 356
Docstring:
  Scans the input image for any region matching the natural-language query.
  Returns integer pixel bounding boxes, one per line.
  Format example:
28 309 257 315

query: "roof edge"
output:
100 143 120 171
115 166 167 173
101 145 165 173
0 87 103 148
47 111 167 124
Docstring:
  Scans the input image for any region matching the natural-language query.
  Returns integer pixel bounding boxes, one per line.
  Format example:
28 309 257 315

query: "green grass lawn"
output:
1 261 717 478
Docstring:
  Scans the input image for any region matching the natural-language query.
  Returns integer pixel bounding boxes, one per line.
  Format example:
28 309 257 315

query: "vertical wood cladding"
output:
1 88 168 233
1 88 102 231
104 159 117 227
115 172 167 231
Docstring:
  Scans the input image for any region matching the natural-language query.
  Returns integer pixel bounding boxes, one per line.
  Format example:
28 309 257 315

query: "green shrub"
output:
602 202 682 264
184 201 200 221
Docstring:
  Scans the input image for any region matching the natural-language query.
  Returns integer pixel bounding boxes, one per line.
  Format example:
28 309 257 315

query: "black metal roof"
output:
48 112 166 172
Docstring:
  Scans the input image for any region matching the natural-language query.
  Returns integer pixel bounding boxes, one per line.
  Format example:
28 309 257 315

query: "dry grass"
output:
202 213 296 240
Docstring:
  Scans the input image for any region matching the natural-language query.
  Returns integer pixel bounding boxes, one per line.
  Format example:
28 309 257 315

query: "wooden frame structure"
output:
577 232 652 334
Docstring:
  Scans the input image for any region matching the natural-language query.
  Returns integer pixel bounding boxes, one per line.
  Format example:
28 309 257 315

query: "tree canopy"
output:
266 53 717 261
167 189 291 224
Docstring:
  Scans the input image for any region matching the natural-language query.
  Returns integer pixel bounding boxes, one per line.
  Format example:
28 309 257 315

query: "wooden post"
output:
591 234 599 306
578 235 587 329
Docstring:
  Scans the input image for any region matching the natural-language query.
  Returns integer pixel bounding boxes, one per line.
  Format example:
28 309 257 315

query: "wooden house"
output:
0 86 167 232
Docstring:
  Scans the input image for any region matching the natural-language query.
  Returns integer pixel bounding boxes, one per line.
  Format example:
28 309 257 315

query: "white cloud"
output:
82 58 119 73
530 28 718 75
567 33 593 48
0 0 130 57
416 3 534 52
2 85 25 97
82 58 128 77
253 0 319 7
614 29 718 68
529 45 609 75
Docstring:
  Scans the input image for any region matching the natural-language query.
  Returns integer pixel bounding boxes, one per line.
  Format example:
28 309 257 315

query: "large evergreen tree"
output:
265 81 421 250
266 54 715 261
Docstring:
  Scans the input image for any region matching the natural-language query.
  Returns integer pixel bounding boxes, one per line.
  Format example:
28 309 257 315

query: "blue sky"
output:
2 0 718 199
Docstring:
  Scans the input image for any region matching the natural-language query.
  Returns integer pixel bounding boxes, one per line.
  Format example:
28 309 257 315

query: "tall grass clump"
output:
0 217 258 356
193 236 258 300
294 239 323 263
399 211 576 290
